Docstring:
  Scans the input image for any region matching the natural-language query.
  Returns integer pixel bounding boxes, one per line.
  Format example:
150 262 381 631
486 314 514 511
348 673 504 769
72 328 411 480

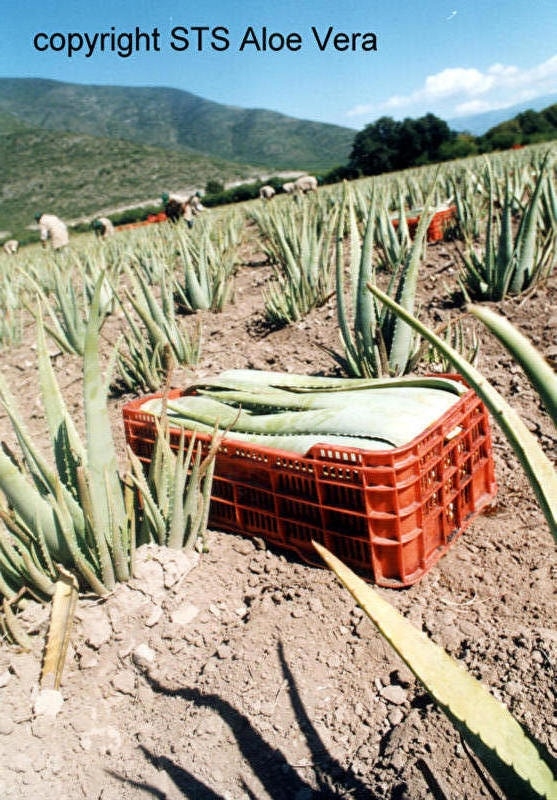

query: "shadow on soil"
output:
108 640 378 799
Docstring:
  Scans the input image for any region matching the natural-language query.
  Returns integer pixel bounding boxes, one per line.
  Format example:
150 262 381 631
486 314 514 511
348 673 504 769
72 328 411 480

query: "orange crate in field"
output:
391 205 457 242
122 376 496 588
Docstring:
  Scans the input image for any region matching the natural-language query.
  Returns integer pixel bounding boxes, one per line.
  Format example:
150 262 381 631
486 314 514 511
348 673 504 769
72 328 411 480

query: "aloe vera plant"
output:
0 276 220 639
333 180 435 377
314 542 557 800
24 263 90 356
23 254 117 356
374 191 412 272
459 153 555 300
127 415 217 551
115 264 201 392
252 198 339 325
0 272 23 347
174 217 239 312
0 278 132 597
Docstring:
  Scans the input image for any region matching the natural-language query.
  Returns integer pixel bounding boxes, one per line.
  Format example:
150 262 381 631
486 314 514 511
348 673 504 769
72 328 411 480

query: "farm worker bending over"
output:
92 217 115 238
190 192 205 214
162 192 204 228
162 192 186 223
35 213 69 250
2 239 19 255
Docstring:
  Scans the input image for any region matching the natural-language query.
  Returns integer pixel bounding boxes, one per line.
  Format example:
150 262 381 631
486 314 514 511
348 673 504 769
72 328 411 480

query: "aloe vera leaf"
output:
0 521 34 593
509 154 549 295
12 522 57 596
180 240 211 310
0 556 18 600
313 542 557 800
83 276 129 583
397 189 411 245
0 445 72 560
468 304 557 426
36 305 87 476
355 191 380 373
164 388 459 445
40 568 78 690
497 175 515 298
215 370 465 395
369 284 557 540
150 420 174 522
177 441 203 550
166 431 190 550
1 502 58 582
484 159 496 292
52 474 110 596
194 385 462 430
0 382 85 543
347 185 362 303
126 447 167 543
335 187 360 370
197 372 465 399
125 283 166 347
138 402 393 454
2 599 34 651
197 449 216 549
103 466 130 583
146 385 460 455
388 180 436 374
198 235 212 301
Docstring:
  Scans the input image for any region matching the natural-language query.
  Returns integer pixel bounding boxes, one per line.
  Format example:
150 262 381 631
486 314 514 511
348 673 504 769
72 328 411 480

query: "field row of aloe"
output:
0 142 555 797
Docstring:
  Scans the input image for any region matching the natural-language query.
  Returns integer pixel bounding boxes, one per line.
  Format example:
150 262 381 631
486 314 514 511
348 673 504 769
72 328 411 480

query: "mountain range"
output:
0 78 354 172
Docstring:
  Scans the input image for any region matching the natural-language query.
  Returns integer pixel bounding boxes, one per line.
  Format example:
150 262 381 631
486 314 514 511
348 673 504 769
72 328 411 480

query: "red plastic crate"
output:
122 375 497 588
391 205 457 243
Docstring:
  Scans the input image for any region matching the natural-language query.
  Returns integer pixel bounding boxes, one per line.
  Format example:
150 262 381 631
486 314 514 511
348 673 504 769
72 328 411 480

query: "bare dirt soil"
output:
0 217 555 800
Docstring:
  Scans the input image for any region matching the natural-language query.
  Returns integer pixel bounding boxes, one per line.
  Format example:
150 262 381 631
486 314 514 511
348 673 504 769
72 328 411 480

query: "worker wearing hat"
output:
92 217 115 238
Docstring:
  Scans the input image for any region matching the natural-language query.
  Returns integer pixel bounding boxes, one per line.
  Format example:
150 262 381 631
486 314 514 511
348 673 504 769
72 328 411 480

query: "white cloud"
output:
346 54 557 120
423 67 494 98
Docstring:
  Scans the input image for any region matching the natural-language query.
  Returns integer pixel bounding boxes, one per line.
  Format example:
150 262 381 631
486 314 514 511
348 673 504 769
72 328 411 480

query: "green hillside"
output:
0 120 263 242
0 78 354 171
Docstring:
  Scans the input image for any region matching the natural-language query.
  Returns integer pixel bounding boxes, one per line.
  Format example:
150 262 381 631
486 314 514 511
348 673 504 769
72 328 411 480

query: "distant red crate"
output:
122 376 497 588
392 205 457 242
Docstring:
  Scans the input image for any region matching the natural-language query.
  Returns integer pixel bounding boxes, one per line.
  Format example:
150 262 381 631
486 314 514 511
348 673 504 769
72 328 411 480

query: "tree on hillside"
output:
438 132 478 160
542 104 557 128
348 116 400 175
348 113 456 175
480 105 557 150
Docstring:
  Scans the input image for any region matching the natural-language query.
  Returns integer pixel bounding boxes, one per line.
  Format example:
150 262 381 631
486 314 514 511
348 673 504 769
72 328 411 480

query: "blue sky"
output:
1 1 556 130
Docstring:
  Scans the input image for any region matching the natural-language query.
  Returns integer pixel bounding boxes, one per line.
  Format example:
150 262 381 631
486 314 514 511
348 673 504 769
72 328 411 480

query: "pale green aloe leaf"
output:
334 188 358 369
126 446 167 543
368 284 557 540
36 303 87 474
182 461 202 549
215 369 465 394
468 304 557 426
83 275 129 585
354 190 380 373
509 153 550 295
165 430 188 549
0 445 72 562
313 542 557 800
388 180 436 375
